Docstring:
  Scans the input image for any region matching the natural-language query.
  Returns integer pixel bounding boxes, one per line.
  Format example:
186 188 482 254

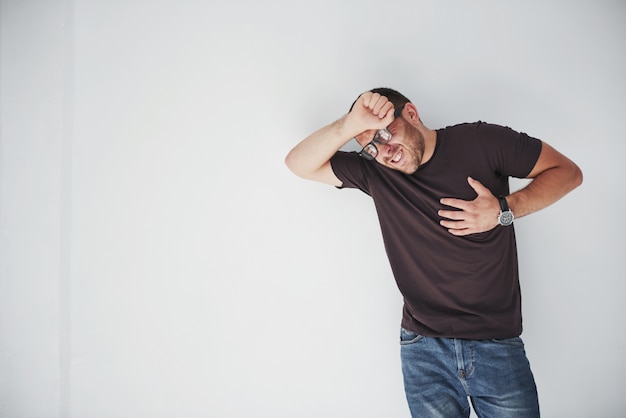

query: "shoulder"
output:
330 151 375 191
439 121 484 131
440 121 514 134
437 121 484 142
440 121 536 143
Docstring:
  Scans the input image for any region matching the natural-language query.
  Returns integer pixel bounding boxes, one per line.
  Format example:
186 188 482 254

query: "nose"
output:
377 142 394 158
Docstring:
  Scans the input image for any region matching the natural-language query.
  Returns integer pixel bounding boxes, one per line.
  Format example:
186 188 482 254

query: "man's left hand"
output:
438 177 500 236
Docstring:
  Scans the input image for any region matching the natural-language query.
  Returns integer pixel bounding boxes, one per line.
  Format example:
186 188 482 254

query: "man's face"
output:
357 117 425 175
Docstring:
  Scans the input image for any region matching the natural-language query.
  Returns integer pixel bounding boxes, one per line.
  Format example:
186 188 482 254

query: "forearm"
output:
285 115 355 180
507 152 583 219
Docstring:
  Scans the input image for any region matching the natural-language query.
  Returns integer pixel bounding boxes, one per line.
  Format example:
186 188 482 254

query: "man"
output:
284 87 582 417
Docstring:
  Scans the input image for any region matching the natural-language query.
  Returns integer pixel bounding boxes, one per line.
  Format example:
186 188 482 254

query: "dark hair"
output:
349 87 412 112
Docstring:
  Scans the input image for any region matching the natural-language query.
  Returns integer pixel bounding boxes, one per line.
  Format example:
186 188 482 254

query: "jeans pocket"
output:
490 336 524 347
400 327 424 345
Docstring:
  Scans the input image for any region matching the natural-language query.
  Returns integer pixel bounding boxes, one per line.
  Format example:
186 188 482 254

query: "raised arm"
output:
285 92 395 186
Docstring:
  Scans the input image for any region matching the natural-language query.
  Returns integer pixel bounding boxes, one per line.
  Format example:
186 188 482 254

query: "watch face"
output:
499 211 514 226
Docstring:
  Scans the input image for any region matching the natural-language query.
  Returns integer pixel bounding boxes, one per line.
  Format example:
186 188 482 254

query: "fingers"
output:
438 208 465 220
439 218 479 236
360 92 395 120
347 92 395 136
467 176 491 196
439 197 468 211
446 227 472 237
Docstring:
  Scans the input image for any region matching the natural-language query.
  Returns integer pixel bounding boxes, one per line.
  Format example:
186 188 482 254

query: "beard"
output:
403 121 426 174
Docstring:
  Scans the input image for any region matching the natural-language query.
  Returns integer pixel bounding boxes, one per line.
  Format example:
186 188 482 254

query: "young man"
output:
285 88 582 417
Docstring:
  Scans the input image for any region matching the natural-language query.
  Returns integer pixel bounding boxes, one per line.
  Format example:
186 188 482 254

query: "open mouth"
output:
391 149 403 164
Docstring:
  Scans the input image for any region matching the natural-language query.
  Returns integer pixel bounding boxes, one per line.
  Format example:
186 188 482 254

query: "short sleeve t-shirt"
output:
330 121 542 339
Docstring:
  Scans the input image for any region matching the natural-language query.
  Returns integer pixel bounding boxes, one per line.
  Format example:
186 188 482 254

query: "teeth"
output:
392 150 402 163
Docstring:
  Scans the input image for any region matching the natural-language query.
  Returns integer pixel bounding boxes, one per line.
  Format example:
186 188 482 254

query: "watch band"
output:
497 196 509 212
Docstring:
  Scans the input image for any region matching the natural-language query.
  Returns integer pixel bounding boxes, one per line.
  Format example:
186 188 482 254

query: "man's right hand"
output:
345 92 396 140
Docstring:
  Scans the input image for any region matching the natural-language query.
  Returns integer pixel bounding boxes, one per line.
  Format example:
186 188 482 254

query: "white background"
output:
1 1 624 417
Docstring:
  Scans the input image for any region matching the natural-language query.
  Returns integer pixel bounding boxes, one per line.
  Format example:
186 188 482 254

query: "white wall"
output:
0 0 67 416
1 1 624 417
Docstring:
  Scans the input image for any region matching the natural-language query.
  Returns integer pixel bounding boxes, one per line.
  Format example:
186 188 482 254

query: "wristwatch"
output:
497 196 514 226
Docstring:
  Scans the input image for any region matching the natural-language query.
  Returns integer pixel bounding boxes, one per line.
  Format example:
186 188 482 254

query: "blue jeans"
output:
400 328 540 418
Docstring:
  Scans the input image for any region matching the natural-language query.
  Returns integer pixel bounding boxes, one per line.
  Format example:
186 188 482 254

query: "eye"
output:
374 129 392 144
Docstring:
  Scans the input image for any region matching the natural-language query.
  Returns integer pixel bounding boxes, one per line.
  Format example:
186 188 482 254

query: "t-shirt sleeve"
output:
329 151 373 194
476 122 543 178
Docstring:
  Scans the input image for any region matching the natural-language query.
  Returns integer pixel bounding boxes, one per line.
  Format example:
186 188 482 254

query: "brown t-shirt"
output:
330 121 542 339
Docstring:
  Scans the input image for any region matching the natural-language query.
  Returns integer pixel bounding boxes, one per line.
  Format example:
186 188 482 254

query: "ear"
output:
402 102 420 122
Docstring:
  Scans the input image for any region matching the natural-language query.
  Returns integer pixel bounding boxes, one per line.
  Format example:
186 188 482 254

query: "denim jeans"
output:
400 328 540 418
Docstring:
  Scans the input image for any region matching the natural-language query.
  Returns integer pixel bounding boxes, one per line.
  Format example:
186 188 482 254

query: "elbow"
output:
571 162 584 189
284 151 299 176
284 150 307 179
